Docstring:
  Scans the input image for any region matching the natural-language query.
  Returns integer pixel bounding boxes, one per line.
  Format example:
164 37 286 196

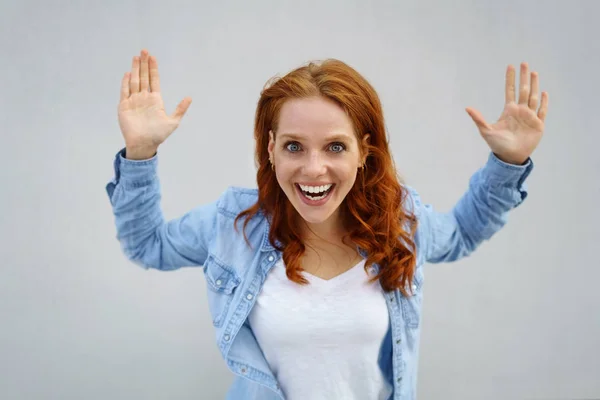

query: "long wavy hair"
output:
234 59 418 295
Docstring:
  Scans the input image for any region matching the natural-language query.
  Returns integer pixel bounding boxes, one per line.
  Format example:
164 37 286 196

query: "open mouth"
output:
295 183 335 202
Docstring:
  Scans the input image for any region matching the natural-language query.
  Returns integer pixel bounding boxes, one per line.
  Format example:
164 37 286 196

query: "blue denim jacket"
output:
106 148 532 400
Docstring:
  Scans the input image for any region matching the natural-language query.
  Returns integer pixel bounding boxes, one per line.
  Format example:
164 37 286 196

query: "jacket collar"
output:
260 213 279 253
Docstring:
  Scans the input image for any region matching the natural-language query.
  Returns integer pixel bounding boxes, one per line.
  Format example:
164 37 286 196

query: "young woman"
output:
107 49 548 400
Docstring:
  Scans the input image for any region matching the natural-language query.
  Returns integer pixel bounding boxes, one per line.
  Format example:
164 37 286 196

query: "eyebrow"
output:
277 133 353 142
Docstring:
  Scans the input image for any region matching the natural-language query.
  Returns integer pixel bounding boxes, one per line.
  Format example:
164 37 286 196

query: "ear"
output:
268 130 275 159
360 133 370 165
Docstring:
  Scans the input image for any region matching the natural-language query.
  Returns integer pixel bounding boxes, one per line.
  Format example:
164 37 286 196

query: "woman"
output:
106 49 548 400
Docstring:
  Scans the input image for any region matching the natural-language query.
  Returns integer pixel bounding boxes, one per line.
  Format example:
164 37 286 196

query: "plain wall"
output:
1 0 598 399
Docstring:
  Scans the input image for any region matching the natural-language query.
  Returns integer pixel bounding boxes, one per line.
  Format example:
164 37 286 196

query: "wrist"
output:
493 152 528 165
125 144 158 160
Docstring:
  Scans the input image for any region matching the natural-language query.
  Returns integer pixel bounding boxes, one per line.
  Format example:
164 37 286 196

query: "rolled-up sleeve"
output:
106 148 218 271
409 152 534 264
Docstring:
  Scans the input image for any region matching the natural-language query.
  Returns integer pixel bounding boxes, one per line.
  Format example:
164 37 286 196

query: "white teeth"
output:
298 183 333 202
303 192 327 201
299 183 332 193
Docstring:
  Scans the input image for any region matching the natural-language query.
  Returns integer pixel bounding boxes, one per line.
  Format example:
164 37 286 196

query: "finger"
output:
518 62 530 105
120 72 130 102
528 71 539 110
537 92 549 122
129 56 140 93
465 107 491 131
149 55 161 93
505 65 516 104
140 49 150 92
170 97 192 121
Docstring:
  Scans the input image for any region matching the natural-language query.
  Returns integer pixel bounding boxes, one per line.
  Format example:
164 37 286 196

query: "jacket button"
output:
216 280 222 286
224 335 230 342
268 255 274 262
246 294 254 300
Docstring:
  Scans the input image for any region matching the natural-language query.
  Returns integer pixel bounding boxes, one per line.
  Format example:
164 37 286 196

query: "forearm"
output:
415 152 534 264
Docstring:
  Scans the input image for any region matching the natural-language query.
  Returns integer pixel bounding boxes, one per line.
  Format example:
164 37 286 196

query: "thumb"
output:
171 97 192 121
465 107 490 132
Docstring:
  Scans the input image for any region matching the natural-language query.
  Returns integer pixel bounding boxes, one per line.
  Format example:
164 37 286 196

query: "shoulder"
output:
216 186 260 218
401 184 424 216
400 184 430 264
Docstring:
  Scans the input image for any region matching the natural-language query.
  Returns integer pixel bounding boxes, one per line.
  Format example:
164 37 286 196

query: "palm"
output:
118 91 176 147
466 62 549 165
118 49 192 151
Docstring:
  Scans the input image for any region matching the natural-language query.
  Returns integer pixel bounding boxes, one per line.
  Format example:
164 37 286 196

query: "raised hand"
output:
465 62 549 165
118 49 192 160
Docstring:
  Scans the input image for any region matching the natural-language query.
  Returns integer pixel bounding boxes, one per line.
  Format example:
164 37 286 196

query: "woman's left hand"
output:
465 62 549 165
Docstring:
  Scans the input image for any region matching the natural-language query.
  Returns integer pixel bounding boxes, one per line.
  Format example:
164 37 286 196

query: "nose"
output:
303 151 327 177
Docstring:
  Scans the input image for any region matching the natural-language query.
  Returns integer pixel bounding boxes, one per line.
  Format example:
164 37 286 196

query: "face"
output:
268 96 367 232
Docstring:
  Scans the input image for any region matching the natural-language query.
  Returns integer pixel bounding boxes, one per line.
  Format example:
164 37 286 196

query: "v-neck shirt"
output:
247 257 393 400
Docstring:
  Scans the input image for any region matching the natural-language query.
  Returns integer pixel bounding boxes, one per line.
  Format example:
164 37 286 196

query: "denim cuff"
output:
112 147 158 188
483 152 534 188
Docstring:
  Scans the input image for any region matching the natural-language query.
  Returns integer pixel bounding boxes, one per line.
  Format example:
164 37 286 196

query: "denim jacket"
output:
106 148 533 400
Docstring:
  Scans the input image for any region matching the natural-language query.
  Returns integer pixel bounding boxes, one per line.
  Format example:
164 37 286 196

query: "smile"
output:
295 183 335 205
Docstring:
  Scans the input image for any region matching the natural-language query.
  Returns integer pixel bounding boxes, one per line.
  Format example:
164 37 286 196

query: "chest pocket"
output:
399 267 424 329
203 254 241 328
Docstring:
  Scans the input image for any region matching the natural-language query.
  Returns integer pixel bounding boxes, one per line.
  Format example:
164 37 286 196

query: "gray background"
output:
1 0 598 399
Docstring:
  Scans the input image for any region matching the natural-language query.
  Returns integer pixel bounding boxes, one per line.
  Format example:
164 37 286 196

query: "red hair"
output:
235 59 418 296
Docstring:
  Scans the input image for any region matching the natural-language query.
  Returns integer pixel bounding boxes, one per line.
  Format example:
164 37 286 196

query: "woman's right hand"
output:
118 49 192 160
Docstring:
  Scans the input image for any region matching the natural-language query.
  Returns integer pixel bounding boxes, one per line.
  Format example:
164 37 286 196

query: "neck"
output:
298 209 348 245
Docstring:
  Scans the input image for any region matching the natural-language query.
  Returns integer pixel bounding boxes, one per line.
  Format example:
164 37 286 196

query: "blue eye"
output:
330 142 346 153
285 141 301 152
283 141 346 153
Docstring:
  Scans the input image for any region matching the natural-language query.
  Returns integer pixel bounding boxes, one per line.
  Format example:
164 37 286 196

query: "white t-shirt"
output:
247 257 393 400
